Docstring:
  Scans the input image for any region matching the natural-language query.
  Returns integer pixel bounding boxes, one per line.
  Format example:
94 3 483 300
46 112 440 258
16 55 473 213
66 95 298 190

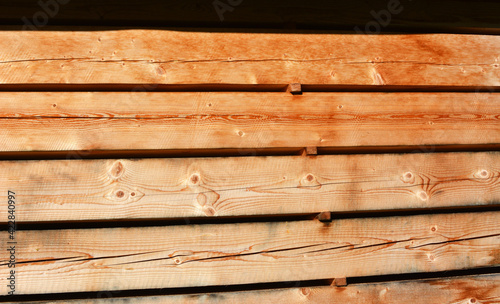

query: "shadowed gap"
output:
2 205 498 230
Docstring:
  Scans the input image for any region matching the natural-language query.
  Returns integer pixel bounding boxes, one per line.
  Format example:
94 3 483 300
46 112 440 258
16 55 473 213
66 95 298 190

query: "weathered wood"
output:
1 31 499 87
2 0 500 33
5 274 498 304
0 92 498 152
0 212 498 294
1 152 499 222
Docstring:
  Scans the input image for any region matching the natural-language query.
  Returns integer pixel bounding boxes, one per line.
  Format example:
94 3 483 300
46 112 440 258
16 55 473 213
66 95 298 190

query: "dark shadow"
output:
4 205 499 230
0 0 499 33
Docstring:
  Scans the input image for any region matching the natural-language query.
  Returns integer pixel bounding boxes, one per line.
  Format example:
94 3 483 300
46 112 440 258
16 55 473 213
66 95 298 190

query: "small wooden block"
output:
333 277 347 287
318 211 332 222
288 83 302 95
306 146 317 155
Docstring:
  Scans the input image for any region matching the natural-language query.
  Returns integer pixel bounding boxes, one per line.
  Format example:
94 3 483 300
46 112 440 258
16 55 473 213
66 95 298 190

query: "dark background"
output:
0 0 499 33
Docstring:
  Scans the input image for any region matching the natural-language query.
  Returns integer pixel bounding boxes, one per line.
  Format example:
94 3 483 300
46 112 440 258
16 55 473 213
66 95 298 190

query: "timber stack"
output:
0 0 498 303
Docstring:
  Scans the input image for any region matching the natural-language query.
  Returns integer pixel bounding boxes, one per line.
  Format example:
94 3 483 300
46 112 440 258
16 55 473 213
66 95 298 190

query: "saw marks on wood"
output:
1 30 499 87
0 92 498 152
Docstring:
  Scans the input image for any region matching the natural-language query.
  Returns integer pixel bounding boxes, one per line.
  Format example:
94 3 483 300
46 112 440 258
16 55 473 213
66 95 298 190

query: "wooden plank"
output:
1 152 499 222
2 0 500 33
4 274 499 303
0 212 498 294
0 92 498 152
1 31 499 87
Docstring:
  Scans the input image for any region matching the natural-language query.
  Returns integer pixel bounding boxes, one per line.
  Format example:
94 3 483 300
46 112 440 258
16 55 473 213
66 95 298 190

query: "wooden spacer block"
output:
305 146 317 155
288 83 302 95
332 277 347 287
318 211 332 222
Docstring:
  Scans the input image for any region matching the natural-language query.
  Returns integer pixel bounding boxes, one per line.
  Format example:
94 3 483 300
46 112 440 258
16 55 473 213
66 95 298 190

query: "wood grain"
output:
1 152 499 222
2 0 500 33
0 212 498 294
0 92 498 152
1 30 499 87
4 274 499 303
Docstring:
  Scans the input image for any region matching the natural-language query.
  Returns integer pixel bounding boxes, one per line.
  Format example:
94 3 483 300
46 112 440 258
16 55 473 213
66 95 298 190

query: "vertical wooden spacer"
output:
305 146 317 155
288 83 302 95
318 211 332 222
332 277 347 287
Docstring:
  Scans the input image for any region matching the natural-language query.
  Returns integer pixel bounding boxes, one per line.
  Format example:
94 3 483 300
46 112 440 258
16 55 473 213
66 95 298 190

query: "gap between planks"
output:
2 144 500 161
0 84 497 92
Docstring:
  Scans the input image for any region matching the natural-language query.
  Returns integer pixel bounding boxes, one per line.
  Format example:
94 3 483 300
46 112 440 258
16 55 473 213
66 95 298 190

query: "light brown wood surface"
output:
1 30 499 87
1 212 498 294
0 92 498 152
4 274 499 304
1 152 499 222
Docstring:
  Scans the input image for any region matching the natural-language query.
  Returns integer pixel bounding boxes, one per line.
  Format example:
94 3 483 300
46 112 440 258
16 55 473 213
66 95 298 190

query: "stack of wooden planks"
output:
0 3 499 302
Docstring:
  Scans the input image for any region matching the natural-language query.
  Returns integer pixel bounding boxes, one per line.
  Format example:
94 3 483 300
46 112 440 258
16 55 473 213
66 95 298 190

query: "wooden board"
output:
0 92 499 152
2 0 500 33
4 274 499 303
1 152 499 222
1 212 498 294
1 31 499 87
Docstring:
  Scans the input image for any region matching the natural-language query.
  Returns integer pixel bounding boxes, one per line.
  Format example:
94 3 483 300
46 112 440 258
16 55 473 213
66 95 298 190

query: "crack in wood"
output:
302 237 431 255
407 233 500 249
67 250 164 263
0 256 82 266
27 233 495 268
